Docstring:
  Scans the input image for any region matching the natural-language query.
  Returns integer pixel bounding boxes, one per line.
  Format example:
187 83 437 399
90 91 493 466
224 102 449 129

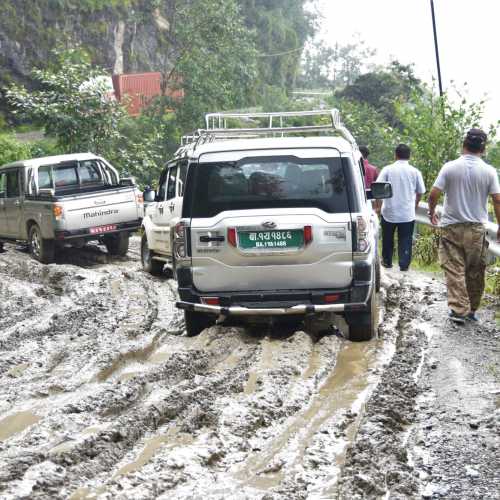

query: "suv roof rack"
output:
177 109 357 155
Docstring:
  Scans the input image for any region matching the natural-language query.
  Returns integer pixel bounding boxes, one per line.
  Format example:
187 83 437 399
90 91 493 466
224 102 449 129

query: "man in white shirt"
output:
377 144 426 271
428 129 500 324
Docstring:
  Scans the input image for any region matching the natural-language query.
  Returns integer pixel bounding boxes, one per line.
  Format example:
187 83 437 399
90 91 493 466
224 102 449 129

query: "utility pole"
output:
430 0 444 96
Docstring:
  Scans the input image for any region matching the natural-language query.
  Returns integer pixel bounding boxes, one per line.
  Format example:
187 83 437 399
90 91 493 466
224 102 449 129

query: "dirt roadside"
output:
0 239 498 499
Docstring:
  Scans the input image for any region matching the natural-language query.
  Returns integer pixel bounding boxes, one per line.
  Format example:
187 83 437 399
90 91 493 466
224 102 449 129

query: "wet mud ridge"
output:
0 239 498 499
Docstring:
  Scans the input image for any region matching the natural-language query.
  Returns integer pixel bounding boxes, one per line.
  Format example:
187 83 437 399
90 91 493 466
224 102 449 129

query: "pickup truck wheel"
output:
141 234 164 275
104 233 129 256
29 224 55 264
348 288 378 342
184 310 213 337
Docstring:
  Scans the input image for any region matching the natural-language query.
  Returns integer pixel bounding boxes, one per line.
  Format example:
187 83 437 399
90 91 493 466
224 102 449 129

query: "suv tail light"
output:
228 228 237 247
355 215 370 253
201 297 220 306
324 294 340 303
174 220 190 260
304 225 313 245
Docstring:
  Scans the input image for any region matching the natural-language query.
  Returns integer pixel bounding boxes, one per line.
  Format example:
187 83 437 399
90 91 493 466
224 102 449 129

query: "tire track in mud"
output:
0 239 181 496
336 279 430 499
0 241 429 500
46 289 403 499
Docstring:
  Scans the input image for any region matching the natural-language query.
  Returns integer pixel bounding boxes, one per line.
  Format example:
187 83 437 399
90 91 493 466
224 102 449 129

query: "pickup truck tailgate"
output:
57 187 141 231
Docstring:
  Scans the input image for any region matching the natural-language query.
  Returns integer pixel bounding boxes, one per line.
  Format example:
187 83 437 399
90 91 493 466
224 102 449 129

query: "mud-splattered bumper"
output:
175 298 371 316
175 260 373 316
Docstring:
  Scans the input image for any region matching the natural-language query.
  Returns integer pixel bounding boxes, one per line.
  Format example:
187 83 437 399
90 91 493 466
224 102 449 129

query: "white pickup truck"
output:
0 153 143 263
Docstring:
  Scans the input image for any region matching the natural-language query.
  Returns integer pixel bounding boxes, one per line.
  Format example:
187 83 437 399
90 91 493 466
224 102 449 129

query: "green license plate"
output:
238 229 304 250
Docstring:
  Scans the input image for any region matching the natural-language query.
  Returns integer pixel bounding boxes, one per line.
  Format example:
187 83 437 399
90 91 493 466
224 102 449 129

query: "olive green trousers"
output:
439 223 489 316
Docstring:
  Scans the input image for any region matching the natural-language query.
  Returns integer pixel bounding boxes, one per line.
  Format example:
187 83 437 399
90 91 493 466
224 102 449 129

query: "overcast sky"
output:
317 0 498 126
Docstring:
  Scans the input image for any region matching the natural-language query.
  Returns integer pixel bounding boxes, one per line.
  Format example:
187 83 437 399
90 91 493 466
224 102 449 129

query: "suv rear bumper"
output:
175 260 373 317
176 295 371 316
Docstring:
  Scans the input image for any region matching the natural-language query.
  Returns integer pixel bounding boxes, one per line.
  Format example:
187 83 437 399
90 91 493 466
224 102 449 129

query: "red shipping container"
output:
112 72 183 116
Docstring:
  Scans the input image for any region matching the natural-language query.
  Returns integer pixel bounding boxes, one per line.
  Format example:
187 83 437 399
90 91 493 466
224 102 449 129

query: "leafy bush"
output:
486 265 500 297
413 226 440 266
0 134 31 165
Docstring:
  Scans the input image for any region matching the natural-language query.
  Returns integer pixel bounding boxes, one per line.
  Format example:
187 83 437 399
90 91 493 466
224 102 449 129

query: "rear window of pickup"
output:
37 160 118 192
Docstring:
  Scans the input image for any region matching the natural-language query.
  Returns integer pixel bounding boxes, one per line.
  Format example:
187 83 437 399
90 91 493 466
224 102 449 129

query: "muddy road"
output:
0 237 498 499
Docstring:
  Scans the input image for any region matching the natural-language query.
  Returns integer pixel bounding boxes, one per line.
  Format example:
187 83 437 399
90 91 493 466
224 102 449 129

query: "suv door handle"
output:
158 206 164 215
169 203 175 212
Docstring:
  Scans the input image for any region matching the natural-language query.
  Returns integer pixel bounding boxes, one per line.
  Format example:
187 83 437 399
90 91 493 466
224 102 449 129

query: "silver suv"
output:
141 110 392 340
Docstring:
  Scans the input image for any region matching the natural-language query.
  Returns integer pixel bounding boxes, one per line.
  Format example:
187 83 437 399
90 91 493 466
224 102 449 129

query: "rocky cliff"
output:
0 0 173 89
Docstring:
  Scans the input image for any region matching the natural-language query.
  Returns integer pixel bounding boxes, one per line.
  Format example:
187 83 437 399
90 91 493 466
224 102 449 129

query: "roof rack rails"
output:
177 109 357 154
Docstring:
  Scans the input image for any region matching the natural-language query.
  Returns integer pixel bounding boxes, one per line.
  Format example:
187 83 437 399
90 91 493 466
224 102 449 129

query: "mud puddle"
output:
0 411 40 442
1 240 496 499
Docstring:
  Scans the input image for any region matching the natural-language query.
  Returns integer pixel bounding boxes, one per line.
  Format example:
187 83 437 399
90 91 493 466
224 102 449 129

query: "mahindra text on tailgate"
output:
189 150 353 292
61 189 140 233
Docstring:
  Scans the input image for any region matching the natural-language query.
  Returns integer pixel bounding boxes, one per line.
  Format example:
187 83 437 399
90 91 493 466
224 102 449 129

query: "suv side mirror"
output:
144 188 156 203
368 182 392 200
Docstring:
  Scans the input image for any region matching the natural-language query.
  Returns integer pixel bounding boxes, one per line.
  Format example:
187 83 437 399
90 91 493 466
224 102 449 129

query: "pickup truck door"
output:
0 169 23 238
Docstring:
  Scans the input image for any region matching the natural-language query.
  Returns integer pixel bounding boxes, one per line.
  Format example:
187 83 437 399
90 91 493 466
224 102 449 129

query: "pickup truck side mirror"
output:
143 189 156 203
367 182 392 200
38 188 55 197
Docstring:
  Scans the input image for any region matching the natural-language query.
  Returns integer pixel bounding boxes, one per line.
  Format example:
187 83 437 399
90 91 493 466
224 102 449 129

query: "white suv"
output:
141 110 392 340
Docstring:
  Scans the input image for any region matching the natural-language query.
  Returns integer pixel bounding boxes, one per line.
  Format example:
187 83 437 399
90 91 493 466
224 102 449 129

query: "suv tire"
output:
104 232 129 256
29 224 55 264
184 310 213 337
375 254 381 292
348 288 378 342
141 234 164 275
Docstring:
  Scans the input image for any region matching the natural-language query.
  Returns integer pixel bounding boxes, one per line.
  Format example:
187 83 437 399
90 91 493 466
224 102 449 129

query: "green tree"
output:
334 97 398 168
338 61 422 126
395 89 495 189
150 0 258 132
299 37 376 90
5 49 126 155
239 0 314 90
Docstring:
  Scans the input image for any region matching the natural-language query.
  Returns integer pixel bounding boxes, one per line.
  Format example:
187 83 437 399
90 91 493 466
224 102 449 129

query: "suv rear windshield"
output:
190 156 349 217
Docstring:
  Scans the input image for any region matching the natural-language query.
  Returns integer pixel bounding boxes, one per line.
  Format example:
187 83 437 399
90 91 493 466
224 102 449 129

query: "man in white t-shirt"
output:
428 129 500 324
377 144 426 271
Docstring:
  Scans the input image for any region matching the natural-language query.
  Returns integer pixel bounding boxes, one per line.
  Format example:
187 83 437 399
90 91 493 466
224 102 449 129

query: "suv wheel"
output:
184 310 213 337
29 224 55 264
348 287 378 342
104 232 129 256
141 234 164 275
375 254 381 292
